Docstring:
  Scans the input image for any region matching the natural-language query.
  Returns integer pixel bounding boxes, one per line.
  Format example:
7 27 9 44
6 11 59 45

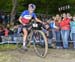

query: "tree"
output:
10 0 17 23
0 0 75 15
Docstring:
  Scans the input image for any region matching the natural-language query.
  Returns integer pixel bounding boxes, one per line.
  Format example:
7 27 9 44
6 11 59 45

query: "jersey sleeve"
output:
33 13 37 19
20 11 26 17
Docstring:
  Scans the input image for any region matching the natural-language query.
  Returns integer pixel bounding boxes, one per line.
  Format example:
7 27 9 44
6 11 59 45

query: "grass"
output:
0 44 17 51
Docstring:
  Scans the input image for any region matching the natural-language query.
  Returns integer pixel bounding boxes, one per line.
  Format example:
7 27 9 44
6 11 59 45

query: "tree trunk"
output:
10 0 17 24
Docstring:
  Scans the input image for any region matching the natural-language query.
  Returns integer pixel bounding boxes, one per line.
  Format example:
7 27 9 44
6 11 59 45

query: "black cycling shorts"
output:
21 24 31 30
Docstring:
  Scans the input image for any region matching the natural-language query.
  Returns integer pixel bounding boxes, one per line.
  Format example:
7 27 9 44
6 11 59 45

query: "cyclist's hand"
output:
42 22 49 29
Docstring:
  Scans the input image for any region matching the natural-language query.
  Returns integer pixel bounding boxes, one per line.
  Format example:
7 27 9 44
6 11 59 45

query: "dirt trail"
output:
0 49 75 62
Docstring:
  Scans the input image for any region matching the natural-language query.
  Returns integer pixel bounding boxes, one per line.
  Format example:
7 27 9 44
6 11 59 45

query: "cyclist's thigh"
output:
22 25 31 33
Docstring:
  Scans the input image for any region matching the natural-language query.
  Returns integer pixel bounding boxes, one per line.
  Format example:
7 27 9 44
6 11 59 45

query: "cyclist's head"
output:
28 3 36 13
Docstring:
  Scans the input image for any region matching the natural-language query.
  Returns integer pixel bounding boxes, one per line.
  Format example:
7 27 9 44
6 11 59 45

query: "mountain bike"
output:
17 21 48 57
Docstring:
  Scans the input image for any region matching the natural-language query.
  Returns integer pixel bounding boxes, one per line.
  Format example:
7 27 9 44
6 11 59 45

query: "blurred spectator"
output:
1 13 5 24
4 28 9 36
0 13 3 24
0 26 4 36
0 26 4 42
50 16 56 40
5 14 10 26
54 14 62 48
60 13 70 49
67 13 72 20
46 19 53 48
70 15 75 48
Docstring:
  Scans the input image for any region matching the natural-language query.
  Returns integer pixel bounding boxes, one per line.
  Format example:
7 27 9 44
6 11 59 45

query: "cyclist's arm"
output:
19 16 24 25
35 18 43 24
19 10 26 25
35 18 49 29
33 13 43 24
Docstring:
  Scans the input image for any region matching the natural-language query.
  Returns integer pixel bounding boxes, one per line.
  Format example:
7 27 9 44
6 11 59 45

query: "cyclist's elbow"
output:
19 17 22 22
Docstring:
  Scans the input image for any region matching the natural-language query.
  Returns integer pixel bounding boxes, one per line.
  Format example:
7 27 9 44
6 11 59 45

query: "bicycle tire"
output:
33 30 48 57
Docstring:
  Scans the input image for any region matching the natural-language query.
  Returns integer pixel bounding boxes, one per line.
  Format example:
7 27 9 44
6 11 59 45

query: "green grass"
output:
0 44 17 51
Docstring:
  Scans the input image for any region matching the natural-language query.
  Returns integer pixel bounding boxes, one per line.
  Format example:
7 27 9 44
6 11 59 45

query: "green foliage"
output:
0 0 12 12
0 0 75 14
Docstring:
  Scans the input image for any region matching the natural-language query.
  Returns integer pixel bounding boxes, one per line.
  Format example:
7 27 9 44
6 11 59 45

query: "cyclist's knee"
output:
23 28 28 35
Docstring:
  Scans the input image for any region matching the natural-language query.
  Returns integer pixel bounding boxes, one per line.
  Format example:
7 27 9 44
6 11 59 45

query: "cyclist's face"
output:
28 8 34 14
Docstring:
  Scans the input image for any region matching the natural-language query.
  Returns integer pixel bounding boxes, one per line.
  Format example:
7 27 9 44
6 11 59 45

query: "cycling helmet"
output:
28 3 36 10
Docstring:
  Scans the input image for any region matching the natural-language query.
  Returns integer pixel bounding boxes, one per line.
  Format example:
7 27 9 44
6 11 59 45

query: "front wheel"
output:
33 30 48 57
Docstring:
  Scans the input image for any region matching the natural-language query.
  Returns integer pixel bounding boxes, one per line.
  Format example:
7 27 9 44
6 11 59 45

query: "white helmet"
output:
28 3 36 10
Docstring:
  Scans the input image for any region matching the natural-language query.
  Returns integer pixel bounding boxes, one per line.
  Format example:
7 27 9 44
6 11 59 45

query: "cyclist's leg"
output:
22 28 28 48
22 25 31 50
